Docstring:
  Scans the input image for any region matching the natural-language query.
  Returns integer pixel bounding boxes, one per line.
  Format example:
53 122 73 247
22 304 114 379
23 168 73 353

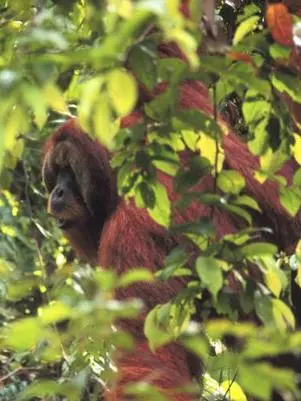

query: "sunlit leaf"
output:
125 382 169 401
119 269 154 287
233 16 260 45
279 186 301 217
240 242 277 258
292 133 301 164
217 170 245 195
144 306 173 351
43 84 67 113
93 93 118 148
265 269 282 298
129 44 156 90
39 302 72 324
147 181 171 227
271 72 301 103
272 299 295 331
3 318 46 350
196 256 223 297
269 43 291 60
220 380 247 401
107 69 138 115
196 132 225 172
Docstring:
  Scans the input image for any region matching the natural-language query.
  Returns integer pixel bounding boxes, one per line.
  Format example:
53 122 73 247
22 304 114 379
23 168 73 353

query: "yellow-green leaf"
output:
221 380 247 401
4 107 24 151
107 69 138 115
295 266 301 288
265 269 282 297
234 16 260 45
147 182 171 227
39 302 72 324
272 299 295 332
93 93 119 149
292 133 301 164
78 76 104 133
196 132 225 172
43 84 67 113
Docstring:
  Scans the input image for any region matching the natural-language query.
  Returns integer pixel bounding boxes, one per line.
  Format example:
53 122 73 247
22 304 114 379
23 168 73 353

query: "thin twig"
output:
210 82 220 222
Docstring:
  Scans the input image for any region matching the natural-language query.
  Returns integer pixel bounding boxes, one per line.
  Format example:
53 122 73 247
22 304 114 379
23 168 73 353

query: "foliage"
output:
0 1 301 401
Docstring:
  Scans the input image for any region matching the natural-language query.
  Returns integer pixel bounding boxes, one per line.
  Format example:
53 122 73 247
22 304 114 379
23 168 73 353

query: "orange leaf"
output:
227 51 255 66
266 3 293 46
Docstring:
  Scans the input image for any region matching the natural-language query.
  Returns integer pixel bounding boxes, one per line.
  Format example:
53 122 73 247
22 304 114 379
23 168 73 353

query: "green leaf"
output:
135 150 151 169
165 246 188 267
147 181 171 227
217 170 246 195
233 195 261 212
174 156 211 192
173 110 222 138
239 363 272 400
271 72 301 103
107 69 138 115
128 43 156 90
22 84 47 128
171 217 215 236
227 64 271 96
93 93 117 149
39 302 72 324
151 145 179 176
136 181 156 209
242 90 271 125
223 203 252 224
78 75 104 132
181 129 198 151
95 270 118 291
43 83 67 113
269 44 291 60
240 242 277 258
168 28 199 68
259 148 288 175
3 318 46 350
196 256 223 297
248 119 269 156
293 168 301 186
272 299 295 332
125 382 169 401
295 266 301 288
292 133 301 164
234 16 260 45
220 381 247 401
6 278 37 301
119 268 154 287
237 3 261 23
18 380 61 400
18 380 80 401
255 295 274 327
182 335 209 359
279 186 301 216
145 88 175 120
199 55 232 75
249 245 277 261
215 79 234 104
158 247 189 280
117 161 132 193
144 306 173 351
157 58 187 84
4 107 26 153
240 362 296 400
265 269 282 298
